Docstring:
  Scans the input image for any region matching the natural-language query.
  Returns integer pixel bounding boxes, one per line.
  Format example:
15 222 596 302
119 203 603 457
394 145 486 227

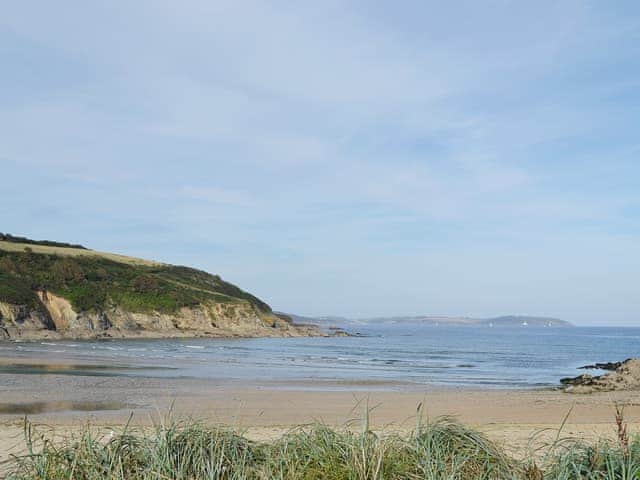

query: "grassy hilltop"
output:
0 235 269 315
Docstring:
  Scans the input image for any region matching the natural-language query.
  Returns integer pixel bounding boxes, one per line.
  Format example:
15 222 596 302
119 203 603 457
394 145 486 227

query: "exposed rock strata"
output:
0 291 321 340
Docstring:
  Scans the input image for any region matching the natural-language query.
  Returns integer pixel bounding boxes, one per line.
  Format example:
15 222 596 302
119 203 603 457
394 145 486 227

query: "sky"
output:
1 1 639 325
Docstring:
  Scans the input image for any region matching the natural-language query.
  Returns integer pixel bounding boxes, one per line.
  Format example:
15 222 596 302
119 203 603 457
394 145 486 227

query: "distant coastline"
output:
281 312 572 329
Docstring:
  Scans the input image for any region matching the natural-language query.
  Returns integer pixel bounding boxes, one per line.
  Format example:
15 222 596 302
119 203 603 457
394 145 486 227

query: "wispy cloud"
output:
180 186 256 207
2 1 640 323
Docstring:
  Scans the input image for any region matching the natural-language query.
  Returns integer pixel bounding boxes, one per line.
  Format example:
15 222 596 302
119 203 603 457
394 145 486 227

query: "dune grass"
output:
3 408 639 480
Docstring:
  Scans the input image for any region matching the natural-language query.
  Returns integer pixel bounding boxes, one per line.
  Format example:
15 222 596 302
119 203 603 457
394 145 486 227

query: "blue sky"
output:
2 1 639 325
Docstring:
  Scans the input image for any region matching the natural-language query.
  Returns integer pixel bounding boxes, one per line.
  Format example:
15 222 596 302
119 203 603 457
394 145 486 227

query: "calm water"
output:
1 326 639 389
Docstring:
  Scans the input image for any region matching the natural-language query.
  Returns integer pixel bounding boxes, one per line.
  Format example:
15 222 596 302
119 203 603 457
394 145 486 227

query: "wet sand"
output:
1 361 640 467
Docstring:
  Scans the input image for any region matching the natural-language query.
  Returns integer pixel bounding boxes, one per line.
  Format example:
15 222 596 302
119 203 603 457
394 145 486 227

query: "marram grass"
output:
3 413 639 480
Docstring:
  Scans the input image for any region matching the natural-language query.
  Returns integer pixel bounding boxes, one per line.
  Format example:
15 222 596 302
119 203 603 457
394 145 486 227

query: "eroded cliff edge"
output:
0 237 321 340
0 292 318 340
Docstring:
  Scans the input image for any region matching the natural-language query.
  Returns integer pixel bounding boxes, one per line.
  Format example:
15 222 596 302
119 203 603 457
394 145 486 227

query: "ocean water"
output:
1 325 638 389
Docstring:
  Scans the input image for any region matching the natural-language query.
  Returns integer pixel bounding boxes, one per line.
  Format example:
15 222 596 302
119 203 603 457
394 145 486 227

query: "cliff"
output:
0 236 320 340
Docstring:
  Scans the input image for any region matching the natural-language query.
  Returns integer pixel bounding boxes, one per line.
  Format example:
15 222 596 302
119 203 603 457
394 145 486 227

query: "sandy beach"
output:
2 358 639 467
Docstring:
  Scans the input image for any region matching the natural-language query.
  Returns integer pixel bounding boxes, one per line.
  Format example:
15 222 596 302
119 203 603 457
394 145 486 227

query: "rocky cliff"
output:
0 292 316 340
0 237 320 340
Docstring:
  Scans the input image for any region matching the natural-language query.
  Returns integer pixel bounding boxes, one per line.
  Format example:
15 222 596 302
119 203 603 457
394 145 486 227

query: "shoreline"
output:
0 325 329 342
1 368 638 426
2 382 639 466
2 368 639 467
2 345 639 468
0 353 565 392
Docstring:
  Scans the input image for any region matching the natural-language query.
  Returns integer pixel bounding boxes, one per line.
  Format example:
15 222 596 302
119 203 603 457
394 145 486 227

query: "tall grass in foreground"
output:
3 412 639 479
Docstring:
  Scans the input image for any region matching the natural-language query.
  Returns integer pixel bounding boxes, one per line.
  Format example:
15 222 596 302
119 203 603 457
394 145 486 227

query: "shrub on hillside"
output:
131 275 159 293
51 258 85 285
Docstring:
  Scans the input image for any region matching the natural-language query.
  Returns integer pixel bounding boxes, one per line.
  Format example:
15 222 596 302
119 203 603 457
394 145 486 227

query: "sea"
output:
1 325 639 389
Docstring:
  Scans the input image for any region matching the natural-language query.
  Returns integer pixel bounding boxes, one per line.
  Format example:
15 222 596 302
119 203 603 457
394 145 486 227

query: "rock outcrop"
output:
0 236 325 341
0 291 321 340
562 359 640 393
577 360 627 371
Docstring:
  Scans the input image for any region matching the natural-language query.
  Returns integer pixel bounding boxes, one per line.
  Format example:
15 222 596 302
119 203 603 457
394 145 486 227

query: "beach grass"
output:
3 410 639 480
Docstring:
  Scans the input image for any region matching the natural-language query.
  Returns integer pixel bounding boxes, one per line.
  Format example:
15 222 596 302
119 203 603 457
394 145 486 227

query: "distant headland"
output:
0 234 320 340
282 313 573 328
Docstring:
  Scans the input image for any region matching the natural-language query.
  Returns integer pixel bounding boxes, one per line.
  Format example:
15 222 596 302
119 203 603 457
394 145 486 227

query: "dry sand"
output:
1 367 640 466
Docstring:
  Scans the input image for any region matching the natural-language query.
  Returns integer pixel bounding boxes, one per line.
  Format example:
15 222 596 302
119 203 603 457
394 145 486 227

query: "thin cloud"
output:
1 1 639 324
180 186 256 207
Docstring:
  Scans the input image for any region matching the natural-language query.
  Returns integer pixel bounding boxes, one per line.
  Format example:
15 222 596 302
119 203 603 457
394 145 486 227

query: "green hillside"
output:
0 237 270 315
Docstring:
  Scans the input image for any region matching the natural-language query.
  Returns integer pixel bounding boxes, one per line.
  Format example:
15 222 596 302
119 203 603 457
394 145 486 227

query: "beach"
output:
2 361 639 466
2 328 640 473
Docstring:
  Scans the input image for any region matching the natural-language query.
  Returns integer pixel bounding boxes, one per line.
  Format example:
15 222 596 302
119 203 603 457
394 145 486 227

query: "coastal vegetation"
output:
0 236 317 340
0 233 87 250
0 246 270 315
4 412 638 479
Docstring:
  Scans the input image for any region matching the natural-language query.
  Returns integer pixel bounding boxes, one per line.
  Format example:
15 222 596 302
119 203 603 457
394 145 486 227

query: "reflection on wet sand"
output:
0 401 136 415
0 363 169 377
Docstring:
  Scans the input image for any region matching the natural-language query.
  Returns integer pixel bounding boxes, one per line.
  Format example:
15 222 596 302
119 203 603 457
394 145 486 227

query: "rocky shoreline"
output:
1 237 331 342
562 358 640 393
0 294 324 341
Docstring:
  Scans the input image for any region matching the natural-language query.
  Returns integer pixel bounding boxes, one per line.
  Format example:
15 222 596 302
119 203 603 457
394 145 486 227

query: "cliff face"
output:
0 291 318 340
0 237 321 340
